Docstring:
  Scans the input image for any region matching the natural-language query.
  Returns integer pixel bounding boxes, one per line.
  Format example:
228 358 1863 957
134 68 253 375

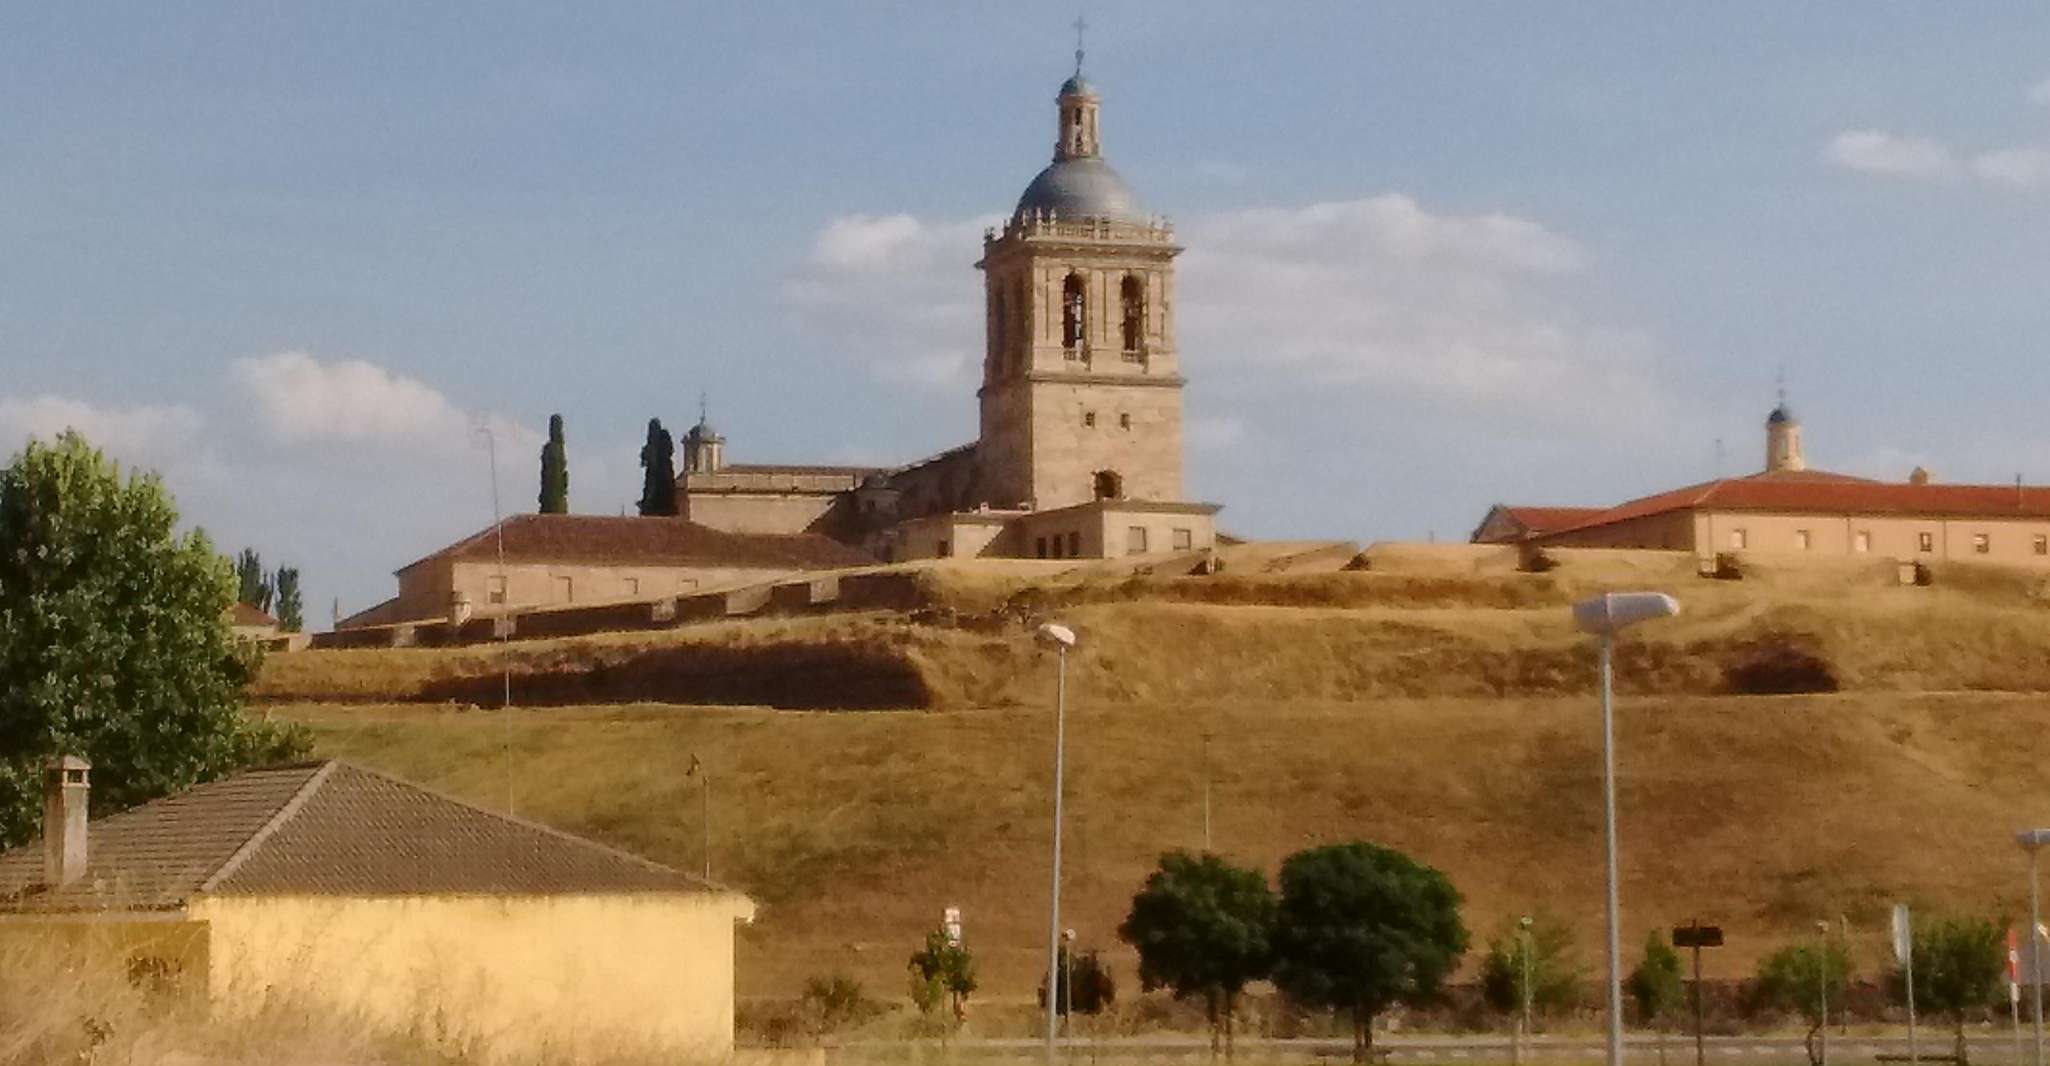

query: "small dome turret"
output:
1013 68 1145 224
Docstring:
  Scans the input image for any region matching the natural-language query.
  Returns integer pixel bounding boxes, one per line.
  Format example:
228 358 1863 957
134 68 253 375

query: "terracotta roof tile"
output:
401 514 872 574
1545 470 2050 538
0 762 717 913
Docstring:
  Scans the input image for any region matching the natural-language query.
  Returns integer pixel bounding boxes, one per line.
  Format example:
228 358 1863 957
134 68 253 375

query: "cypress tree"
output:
637 418 678 516
273 567 304 633
539 413 569 514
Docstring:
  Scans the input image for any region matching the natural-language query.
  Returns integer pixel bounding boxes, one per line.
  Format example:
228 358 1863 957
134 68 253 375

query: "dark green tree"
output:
1271 841 1470 1063
1753 939 1853 1066
637 418 677 517
1889 917 2004 1065
906 925 977 1023
538 413 569 514
234 547 273 612
1038 945 1118 1017
272 566 303 633
1480 912 1585 1021
0 433 308 845
1118 850 1276 1055
1628 931 1686 1065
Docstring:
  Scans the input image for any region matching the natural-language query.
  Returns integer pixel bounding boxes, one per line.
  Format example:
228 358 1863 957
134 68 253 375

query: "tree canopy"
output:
637 418 677 517
234 547 273 612
906 925 977 1023
1119 850 1276 1053
1480 912 1586 1021
272 566 303 633
0 434 307 845
1891 916 2005 1064
539 413 569 514
1627 930 1686 1027
1271 841 1469 1061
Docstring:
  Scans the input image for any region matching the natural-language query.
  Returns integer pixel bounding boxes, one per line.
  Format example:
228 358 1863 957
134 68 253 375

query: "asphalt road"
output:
834 1033 2033 1064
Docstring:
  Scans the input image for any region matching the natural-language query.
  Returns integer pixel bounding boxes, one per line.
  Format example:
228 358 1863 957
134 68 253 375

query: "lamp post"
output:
1039 622 1077 1060
1517 914 1534 1066
2017 829 2050 1066
472 420 513 813
1573 591 1683 1066
1062 927 1077 1038
1815 920 1831 1066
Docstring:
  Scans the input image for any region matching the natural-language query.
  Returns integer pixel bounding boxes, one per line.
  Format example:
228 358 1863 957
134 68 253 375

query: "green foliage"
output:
637 418 677 517
272 567 303 633
1479 912 1585 1018
1119 850 1276 1048
1038 945 1118 1017
906 926 976 1020
1271 841 1469 1058
0 434 310 845
539 414 569 514
1627 931 1686 1025
234 548 272 613
1891 916 2005 1019
799 973 876 1035
1753 939 1852 1022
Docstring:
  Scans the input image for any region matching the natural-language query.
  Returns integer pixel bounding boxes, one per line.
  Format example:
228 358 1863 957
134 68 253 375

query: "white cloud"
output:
0 395 203 471
782 213 1002 388
230 351 535 452
1822 130 1960 181
1971 147 2050 189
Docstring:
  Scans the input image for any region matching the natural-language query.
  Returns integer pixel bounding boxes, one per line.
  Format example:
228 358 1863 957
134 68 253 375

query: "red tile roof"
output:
399 514 873 575
0 761 721 912
1545 469 2050 538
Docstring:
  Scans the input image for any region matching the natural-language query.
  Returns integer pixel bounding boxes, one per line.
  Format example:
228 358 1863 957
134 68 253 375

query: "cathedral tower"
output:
976 69 1185 510
1765 401 1804 473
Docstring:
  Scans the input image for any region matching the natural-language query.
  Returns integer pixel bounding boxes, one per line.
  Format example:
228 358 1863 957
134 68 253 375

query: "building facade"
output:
676 64 1219 562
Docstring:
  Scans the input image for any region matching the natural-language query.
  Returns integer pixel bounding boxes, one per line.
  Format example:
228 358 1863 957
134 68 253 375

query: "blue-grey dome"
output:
1059 74 1096 97
1767 403 1797 425
1014 157 1144 223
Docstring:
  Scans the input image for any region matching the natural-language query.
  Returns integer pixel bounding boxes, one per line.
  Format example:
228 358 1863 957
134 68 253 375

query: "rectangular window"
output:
1067 531 1081 557
554 576 573 602
1794 529 1811 551
1119 413 1131 430
1729 529 1747 550
2036 535 2048 556
1919 531 1935 552
1974 533 1991 554
1853 531 1871 553
1173 527 1193 551
1035 537 1048 559
937 539 952 558
1083 411 1095 428
1127 525 1148 555
1052 535 1064 560
488 575 507 604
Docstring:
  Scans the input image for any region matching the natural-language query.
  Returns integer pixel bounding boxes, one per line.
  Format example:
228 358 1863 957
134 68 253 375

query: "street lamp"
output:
1816 920 1831 1066
1573 591 1682 1066
2017 829 2050 1066
1063 927 1077 1037
1038 621 1077 1059
1516 914 1535 1066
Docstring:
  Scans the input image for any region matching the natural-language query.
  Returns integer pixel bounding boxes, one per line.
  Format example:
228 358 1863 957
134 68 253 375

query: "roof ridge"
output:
198 761 338 893
335 761 727 893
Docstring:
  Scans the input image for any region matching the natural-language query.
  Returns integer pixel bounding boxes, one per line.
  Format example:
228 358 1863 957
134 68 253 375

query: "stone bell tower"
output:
976 65 1186 511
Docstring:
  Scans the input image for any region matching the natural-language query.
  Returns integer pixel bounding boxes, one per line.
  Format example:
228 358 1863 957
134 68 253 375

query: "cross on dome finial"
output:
697 391 709 426
1073 14 1086 77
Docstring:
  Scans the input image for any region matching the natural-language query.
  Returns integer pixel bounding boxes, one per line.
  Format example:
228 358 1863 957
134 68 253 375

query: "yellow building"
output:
0 757 754 1061
1479 404 2050 567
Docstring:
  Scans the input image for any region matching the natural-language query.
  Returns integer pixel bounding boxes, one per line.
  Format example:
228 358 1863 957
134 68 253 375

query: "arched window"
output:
1062 273 1086 355
1094 470 1124 501
1120 275 1144 355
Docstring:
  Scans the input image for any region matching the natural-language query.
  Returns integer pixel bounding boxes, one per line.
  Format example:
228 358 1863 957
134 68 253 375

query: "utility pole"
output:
474 420 514 814
1200 732 1212 852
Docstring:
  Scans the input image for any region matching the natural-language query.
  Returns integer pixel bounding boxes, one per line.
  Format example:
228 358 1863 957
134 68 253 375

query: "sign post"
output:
1893 904 1917 1064
1673 921 1725 1066
2013 927 2026 1066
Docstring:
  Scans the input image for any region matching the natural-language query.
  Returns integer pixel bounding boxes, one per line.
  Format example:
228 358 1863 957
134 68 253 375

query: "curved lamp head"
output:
2018 829 2050 850
1572 592 1680 636
1037 622 1077 649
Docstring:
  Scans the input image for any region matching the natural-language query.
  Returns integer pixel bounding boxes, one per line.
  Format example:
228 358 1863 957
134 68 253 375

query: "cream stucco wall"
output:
394 560 797 621
189 892 752 1061
683 492 842 535
1703 511 2050 565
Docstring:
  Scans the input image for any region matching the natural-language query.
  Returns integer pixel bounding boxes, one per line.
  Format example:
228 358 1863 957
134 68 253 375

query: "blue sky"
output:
4 4 2049 621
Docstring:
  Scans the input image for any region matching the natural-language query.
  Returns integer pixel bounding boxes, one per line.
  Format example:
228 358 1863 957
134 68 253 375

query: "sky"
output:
4 3 2049 623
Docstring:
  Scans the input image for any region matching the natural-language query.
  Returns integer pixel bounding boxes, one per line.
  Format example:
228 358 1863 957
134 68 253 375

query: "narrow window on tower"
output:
1120 275 1144 359
1062 273 1086 357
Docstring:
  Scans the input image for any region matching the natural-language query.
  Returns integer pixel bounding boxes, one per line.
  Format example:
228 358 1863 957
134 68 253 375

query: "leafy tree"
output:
1038 945 1118 1017
538 413 569 514
1753 939 1853 1066
1120 850 1276 1055
907 926 977 1023
1629 931 1686 1065
1889 917 2004 1065
1271 841 1470 1063
637 418 678 517
0 434 308 845
1480 912 1585 1021
272 567 303 633
234 547 273 613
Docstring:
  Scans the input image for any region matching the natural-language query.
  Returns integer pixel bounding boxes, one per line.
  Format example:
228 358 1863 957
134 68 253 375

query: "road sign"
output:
1673 924 1725 948
1893 904 1913 964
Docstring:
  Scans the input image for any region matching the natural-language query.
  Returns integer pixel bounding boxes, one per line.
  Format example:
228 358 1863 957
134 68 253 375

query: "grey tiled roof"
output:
0 761 716 913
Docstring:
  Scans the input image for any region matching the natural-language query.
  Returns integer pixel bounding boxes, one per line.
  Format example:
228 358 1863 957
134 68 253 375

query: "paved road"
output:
834 1034 2031 1064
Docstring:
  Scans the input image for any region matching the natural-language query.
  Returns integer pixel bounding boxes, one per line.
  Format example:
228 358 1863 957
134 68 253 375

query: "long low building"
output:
340 513 873 628
1477 403 2050 567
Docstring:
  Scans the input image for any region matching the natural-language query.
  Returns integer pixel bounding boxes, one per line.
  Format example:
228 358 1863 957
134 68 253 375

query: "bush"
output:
1039 947 1118 1016
801 973 878 1036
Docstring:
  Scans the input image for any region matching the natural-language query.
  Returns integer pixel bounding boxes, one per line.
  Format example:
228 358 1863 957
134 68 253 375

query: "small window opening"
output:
1975 533 1991 554
1120 275 1144 354
1126 526 1149 555
1067 531 1081 557
1918 532 1935 553
1093 470 1124 500
1062 273 1086 355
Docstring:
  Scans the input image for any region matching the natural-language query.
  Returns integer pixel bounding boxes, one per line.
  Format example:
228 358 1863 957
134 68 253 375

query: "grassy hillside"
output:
260 559 2050 1008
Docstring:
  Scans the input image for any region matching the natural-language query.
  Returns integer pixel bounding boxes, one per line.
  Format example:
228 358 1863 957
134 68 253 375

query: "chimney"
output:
41 755 90 887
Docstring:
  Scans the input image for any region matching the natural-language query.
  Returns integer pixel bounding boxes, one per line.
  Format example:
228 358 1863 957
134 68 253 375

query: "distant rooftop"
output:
400 513 872 575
